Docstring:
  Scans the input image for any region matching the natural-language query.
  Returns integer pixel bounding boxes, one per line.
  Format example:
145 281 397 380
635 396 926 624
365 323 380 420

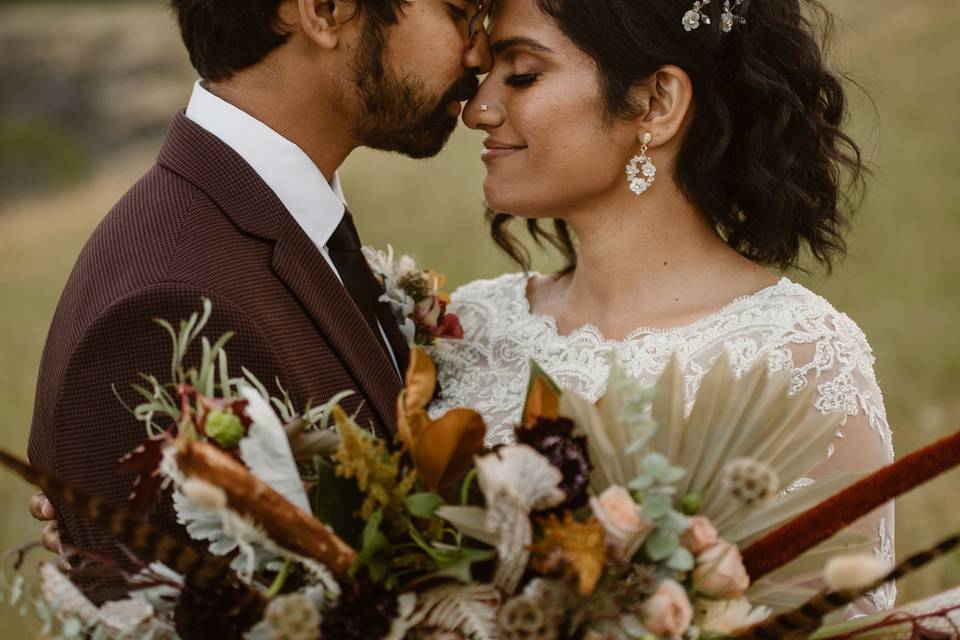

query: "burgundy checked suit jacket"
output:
28 112 407 572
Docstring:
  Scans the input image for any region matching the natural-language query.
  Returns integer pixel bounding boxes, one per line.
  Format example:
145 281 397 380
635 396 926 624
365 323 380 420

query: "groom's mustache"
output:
442 74 480 105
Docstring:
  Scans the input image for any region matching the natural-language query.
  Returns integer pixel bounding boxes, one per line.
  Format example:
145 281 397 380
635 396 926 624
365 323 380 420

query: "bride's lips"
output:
482 137 527 161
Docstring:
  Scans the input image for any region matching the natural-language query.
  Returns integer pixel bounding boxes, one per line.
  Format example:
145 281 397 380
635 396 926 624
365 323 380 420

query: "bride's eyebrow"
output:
490 36 554 56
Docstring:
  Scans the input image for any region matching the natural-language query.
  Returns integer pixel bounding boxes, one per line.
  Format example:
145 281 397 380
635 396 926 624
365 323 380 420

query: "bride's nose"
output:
463 82 503 130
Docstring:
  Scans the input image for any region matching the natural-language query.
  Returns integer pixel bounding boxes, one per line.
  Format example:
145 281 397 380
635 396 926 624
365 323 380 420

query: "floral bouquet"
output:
2 301 960 640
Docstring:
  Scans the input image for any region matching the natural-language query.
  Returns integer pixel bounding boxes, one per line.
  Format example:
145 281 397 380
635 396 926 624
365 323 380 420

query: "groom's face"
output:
348 0 489 158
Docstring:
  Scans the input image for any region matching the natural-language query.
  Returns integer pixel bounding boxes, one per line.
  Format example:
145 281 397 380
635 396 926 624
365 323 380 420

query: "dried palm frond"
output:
536 353 881 612
741 428 960 582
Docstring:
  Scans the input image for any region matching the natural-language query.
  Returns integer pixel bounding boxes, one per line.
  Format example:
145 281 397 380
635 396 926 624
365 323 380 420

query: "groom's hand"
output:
29 492 62 554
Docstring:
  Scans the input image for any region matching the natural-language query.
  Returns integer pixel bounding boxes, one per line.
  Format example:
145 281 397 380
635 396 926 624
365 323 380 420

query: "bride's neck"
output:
536 182 776 337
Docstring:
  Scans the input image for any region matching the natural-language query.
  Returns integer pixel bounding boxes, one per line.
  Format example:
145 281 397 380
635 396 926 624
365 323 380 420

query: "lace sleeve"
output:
785 311 896 615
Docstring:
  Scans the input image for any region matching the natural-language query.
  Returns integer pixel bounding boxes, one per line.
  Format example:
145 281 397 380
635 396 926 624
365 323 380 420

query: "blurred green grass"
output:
1 0 958 636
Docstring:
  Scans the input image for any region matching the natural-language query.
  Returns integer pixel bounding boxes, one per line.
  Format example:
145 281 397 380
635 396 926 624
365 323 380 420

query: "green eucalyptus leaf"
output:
61 617 84 638
644 528 678 561
640 493 672 520
406 492 445 519
660 510 690 534
641 452 670 478
661 466 687 484
9 575 23 606
666 546 695 571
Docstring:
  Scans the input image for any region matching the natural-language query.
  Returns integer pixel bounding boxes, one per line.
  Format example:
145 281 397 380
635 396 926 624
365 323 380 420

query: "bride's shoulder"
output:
768 279 869 337
748 278 876 366
449 271 531 308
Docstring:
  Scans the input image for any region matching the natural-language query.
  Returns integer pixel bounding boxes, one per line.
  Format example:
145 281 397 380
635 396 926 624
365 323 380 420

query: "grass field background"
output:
1 0 958 636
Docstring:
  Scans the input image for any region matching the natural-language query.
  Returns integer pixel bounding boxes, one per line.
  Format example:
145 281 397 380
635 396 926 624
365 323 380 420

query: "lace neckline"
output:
517 272 793 344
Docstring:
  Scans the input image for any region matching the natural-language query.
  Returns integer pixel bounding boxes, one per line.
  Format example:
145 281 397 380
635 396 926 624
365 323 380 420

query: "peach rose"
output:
642 579 693 639
589 486 655 563
681 516 718 554
693 539 751 599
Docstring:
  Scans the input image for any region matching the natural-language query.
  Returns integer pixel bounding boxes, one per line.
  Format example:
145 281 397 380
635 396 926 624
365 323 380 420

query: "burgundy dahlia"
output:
516 417 592 511
319 572 398 639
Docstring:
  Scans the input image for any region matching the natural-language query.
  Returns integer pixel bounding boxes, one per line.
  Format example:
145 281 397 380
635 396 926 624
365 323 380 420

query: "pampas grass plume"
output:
182 477 228 511
824 553 890 592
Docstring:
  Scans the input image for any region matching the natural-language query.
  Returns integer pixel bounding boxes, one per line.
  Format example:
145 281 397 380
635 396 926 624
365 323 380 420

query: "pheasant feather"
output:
736 533 960 639
0 448 266 632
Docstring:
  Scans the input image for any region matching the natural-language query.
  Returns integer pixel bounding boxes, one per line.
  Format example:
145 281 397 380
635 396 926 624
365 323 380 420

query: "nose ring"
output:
480 104 489 112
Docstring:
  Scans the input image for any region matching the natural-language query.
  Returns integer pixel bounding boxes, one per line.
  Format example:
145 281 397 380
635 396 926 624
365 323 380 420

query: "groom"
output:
27 0 491 581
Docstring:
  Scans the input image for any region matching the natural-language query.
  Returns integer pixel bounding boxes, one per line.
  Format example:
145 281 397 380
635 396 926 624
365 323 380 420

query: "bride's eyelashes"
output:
445 1 468 21
504 72 540 88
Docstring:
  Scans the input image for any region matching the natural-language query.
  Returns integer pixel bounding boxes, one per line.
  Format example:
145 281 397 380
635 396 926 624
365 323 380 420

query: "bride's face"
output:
462 0 641 218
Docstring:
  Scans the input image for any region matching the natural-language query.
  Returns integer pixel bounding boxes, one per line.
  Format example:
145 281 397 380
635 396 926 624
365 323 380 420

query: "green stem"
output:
265 559 292 599
460 468 478 506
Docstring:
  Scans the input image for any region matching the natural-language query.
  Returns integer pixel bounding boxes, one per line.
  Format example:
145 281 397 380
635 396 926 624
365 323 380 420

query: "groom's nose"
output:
462 28 493 75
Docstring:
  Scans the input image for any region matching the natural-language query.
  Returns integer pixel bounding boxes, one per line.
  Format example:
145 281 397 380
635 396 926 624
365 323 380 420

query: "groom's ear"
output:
632 65 694 147
296 0 355 50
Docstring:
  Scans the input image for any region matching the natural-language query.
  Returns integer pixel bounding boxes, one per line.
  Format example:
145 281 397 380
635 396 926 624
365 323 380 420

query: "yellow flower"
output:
531 512 607 595
333 406 416 531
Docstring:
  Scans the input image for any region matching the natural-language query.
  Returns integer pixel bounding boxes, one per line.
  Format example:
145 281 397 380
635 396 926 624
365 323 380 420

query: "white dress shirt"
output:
184 80 400 374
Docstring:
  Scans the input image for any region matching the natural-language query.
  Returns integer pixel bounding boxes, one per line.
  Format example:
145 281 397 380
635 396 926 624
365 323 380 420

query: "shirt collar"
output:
184 80 345 250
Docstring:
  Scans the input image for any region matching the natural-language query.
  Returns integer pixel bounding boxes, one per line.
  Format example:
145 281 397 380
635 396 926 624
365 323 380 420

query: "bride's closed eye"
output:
445 1 469 21
504 72 540 87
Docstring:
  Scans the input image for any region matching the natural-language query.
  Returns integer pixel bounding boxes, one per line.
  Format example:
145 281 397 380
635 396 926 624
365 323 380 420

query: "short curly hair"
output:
490 0 867 275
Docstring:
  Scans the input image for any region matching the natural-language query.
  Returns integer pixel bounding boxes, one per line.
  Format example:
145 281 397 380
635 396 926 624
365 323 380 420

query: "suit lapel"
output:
270 228 402 434
157 112 402 435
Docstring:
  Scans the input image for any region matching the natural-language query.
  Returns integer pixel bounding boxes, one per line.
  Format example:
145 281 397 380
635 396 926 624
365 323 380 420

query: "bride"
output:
429 0 894 616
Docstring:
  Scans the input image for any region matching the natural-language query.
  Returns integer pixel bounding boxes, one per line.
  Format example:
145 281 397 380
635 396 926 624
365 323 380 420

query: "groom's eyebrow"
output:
490 36 554 56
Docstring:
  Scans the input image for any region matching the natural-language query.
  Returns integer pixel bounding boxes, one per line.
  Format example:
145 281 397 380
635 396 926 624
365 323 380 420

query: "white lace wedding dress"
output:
428 272 895 613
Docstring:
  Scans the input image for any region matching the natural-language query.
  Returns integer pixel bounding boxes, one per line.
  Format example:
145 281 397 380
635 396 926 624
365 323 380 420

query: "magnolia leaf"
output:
312 458 365 545
412 408 487 492
404 347 438 415
522 360 561 426
436 506 496 546
406 492 445 519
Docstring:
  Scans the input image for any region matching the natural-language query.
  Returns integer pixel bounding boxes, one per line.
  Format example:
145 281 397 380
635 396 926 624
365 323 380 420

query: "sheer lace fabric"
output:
428 272 895 612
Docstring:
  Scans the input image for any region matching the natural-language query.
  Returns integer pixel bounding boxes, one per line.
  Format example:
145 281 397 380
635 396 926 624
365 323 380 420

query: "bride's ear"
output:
295 0 354 50
632 65 694 146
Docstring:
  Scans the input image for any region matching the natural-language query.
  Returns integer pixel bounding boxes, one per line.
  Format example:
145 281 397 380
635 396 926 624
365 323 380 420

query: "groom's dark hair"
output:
169 0 408 82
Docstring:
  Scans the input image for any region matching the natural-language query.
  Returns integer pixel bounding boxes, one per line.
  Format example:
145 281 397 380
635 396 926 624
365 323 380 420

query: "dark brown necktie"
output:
326 210 409 376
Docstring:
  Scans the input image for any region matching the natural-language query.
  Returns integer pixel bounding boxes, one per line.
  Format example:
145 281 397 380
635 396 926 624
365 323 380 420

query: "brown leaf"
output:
116 429 174 514
412 409 487 492
523 375 561 427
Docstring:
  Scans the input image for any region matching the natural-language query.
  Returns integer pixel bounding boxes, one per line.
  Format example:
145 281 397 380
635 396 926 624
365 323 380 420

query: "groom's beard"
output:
350 21 478 158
